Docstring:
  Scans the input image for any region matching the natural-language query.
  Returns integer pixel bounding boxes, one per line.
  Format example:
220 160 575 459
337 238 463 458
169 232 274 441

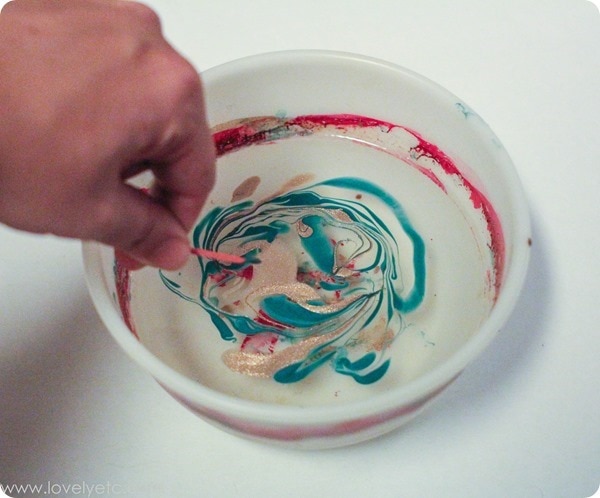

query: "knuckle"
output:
164 55 202 100
143 47 201 106
121 1 162 31
152 54 202 128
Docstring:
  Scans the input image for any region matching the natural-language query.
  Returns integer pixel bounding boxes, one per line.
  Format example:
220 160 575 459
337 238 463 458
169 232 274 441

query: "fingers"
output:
151 133 216 231
123 49 216 262
99 14 216 269
97 183 192 271
128 141 215 270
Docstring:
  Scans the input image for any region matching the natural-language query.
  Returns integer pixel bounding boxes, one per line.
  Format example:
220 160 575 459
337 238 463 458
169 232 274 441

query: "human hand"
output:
0 0 216 270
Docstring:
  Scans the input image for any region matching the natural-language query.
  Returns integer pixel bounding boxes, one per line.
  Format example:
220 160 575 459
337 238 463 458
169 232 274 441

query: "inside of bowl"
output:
117 111 505 406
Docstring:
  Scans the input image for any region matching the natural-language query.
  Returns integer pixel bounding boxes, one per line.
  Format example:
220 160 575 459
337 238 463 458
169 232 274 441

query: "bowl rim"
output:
82 49 531 425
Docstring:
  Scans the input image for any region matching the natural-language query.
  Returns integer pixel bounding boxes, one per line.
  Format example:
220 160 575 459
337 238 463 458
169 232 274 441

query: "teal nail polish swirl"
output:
160 177 426 385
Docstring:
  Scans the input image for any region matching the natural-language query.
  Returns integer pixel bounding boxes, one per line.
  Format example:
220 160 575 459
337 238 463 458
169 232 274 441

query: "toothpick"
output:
190 247 245 264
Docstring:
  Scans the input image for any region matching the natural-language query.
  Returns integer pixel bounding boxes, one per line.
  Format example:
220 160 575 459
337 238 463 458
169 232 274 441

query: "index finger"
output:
138 52 216 230
151 128 216 231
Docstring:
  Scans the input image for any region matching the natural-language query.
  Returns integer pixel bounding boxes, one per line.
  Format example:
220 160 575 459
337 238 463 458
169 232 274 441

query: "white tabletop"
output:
1 1 599 497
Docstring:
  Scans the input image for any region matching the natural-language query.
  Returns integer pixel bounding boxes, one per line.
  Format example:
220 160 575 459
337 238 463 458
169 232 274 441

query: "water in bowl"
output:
118 115 503 406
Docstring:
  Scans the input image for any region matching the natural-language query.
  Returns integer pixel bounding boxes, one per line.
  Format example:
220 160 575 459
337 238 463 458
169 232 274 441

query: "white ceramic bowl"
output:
83 50 531 449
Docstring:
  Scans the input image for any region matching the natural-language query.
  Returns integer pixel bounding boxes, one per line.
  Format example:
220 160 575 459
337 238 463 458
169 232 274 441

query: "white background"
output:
1 1 599 497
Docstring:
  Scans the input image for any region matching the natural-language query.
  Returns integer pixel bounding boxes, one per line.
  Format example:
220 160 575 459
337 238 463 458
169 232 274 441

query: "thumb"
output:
96 184 192 271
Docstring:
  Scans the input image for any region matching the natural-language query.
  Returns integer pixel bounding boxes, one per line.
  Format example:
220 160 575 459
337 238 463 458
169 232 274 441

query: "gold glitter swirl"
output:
222 328 346 378
353 318 396 352
231 176 261 203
